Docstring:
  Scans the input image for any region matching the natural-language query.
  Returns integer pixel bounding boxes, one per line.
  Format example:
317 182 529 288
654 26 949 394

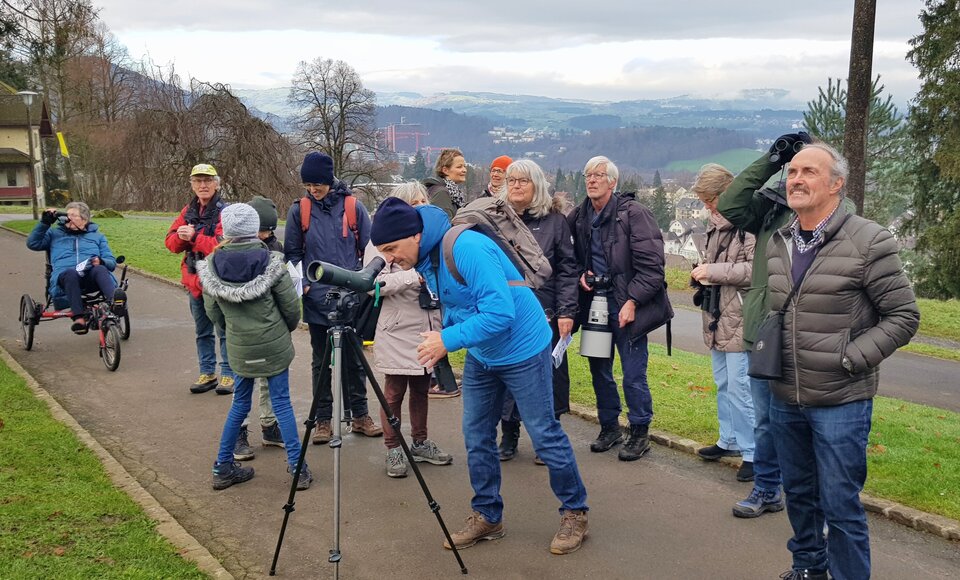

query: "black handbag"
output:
748 282 801 380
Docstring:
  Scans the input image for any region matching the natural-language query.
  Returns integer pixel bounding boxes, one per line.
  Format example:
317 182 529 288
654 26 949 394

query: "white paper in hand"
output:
75 258 90 276
287 261 303 297
552 334 573 368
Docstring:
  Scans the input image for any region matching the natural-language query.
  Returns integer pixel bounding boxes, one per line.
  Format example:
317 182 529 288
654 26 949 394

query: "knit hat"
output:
220 203 260 239
490 155 513 171
300 152 335 185
371 197 423 245
247 195 278 232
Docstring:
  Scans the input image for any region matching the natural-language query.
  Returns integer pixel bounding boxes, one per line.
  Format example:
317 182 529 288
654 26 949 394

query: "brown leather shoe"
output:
312 420 332 445
351 414 383 437
550 510 588 555
443 511 505 550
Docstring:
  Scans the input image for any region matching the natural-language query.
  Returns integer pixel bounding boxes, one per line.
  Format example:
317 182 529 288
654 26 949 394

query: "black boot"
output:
498 420 520 461
590 425 623 453
618 424 651 461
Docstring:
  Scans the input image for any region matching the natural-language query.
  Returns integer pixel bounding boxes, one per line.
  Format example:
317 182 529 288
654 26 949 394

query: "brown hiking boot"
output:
550 510 588 555
443 511 505 550
312 420 332 445
351 414 383 437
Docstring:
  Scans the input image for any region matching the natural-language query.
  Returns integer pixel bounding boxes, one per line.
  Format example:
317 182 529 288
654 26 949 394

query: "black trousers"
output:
308 323 369 421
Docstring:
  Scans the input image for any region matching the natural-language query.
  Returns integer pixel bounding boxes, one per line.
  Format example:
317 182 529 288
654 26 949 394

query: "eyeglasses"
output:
490 168 505 175
302 183 327 189
190 176 215 183
507 177 531 186
583 172 608 181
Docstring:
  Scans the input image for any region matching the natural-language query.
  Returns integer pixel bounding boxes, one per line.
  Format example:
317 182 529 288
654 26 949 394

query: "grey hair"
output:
501 159 552 218
583 155 619 186
691 163 734 200
65 201 91 222
800 142 848 195
390 180 428 205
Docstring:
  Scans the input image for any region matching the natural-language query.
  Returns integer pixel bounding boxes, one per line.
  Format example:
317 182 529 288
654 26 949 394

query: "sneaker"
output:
212 461 254 490
312 420 332 445
411 439 453 465
550 510 588 555
697 444 741 461
533 455 546 466
190 373 218 394
443 511 505 550
386 447 408 478
351 414 383 437
737 461 755 482
233 426 255 461
111 288 127 316
261 423 285 448
733 487 785 518
498 420 520 462
779 569 829 580
618 424 651 461
590 425 623 453
287 464 313 490
215 375 235 395
428 385 461 399
70 316 89 335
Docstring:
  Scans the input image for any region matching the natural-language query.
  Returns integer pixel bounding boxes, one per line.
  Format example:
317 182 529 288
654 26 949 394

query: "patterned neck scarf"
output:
789 201 841 254
444 178 465 209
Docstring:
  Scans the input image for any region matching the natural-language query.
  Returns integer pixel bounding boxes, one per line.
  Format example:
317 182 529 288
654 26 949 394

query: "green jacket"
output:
715 155 792 348
198 242 300 377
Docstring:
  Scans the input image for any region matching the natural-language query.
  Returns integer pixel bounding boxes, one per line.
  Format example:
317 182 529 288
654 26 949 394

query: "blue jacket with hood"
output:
415 204 551 366
27 218 117 306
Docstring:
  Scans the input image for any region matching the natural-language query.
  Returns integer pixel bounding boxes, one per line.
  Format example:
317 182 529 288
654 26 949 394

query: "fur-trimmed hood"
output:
198 248 288 303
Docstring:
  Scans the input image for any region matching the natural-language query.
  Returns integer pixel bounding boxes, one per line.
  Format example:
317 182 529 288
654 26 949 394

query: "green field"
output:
666 148 763 173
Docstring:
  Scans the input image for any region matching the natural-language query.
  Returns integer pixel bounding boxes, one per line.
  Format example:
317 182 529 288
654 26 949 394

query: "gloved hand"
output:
41 210 58 225
768 131 813 166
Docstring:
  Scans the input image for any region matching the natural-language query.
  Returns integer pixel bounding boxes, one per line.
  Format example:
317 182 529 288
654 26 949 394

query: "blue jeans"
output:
462 347 588 523
750 374 781 491
189 293 231 377
711 350 755 461
216 370 303 469
588 328 652 427
771 397 873 580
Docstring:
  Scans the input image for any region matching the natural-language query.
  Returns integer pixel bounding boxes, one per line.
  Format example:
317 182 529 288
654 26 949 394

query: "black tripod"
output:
270 290 468 577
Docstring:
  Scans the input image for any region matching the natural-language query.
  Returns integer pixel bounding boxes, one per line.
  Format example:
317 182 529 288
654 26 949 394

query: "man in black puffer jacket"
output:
568 156 673 462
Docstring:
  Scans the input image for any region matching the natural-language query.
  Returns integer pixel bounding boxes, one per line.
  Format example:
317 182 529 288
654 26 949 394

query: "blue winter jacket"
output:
415 204 551 366
283 180 371 325
26 219 117 305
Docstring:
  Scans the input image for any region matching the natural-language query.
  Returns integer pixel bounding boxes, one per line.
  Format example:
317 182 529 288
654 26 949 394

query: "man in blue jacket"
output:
371 197 589 555
284 151 382 442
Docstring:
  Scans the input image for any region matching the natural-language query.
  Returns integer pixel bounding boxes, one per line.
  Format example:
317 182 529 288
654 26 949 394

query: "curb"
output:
0 346 235 580
567 402 960 542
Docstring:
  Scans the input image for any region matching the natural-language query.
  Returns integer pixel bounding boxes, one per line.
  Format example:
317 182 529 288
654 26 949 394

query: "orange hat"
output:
490 155 513 171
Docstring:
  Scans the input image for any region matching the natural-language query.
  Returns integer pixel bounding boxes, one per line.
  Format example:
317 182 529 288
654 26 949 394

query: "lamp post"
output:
17 90 39 220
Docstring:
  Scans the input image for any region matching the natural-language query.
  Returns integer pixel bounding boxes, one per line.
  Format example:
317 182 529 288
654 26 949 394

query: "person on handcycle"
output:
26 201 124 334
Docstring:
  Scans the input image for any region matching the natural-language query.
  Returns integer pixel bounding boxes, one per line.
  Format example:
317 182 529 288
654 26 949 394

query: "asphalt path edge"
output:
0 346 236 580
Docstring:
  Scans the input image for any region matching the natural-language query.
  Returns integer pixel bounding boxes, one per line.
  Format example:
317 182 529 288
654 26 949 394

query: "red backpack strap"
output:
342 195 361 258
299 197 311 250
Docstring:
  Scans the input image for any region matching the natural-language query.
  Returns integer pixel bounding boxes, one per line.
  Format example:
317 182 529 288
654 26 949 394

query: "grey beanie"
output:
220 203 260 239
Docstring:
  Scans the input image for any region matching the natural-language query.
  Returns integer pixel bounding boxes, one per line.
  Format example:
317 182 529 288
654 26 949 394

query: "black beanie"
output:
371 197 423 245
300 152 334 185
247 195 278 231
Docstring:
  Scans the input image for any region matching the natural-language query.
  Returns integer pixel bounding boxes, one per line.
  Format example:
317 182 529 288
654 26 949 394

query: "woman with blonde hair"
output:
422 148 468 219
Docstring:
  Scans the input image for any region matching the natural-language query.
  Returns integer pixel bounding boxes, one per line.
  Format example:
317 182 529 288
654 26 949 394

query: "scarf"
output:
444 179 465 209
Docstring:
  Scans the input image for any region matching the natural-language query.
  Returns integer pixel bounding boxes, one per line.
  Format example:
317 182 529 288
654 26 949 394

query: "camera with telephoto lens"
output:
579 273 614 358
585 273 611 292
691 266 722 330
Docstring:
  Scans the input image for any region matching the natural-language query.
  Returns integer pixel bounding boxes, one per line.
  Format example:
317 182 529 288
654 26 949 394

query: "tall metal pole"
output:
17 91 40 220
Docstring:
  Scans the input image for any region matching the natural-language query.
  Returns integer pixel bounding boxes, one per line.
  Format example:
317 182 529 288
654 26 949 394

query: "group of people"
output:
28 130 920 575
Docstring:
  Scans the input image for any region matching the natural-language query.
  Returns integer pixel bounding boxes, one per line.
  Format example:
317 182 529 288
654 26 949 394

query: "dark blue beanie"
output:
300 152 334 185
371 197 423 245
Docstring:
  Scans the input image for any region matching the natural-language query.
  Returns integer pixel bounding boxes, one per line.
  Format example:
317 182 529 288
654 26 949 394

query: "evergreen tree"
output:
554 167 565 192
905 0 960 299
650 170 672 230
404 149 428 181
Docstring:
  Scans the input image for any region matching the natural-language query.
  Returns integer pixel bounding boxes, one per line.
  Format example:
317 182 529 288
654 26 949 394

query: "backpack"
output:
439 196 552 289
298 194 362 259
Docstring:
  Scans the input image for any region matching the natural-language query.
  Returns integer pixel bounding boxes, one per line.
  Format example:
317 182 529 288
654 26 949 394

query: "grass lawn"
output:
666 148 764 174
0 358 206 578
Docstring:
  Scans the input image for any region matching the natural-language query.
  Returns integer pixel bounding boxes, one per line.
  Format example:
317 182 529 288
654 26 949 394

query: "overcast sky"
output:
96 1 926 105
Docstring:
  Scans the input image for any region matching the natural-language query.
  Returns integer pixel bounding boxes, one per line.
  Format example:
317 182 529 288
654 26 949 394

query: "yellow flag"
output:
56 132 70 158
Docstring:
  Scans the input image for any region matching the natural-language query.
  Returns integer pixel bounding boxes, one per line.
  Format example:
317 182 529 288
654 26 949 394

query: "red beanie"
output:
490 155 513 171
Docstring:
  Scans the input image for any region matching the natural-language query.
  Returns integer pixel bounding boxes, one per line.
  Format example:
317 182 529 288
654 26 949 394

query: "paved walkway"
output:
2 228 959 579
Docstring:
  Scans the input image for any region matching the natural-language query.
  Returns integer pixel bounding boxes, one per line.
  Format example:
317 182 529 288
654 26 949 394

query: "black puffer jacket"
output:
522 197 578 319
767 203 920 406
569 193 673 342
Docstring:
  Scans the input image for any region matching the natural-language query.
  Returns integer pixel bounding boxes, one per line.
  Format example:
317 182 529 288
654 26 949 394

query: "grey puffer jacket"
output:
363 242 442 376
700 212 755 352
766 203 920 406
199 242 301 377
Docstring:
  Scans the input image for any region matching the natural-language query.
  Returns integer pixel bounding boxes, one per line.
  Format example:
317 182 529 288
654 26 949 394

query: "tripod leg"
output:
345 329 468 575
269 329 333 576
328 327 345 577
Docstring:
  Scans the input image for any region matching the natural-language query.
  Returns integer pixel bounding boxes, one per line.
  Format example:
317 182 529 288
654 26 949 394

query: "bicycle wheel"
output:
101 321 122 371
119 309 131 340
20 294 37 351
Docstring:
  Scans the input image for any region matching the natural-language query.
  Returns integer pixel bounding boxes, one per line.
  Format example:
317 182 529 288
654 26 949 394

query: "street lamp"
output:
17 90 39 219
